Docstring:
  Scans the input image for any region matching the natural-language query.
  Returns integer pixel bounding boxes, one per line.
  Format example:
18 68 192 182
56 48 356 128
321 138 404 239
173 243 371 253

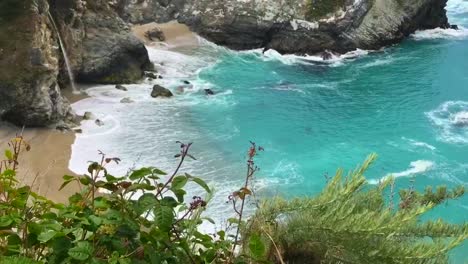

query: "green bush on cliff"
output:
243 154 468 263
305 0 346 20
0 137 467 263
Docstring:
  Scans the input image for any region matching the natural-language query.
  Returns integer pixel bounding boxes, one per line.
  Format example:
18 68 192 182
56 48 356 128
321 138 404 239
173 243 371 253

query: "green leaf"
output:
249 234 266 259
38 230 58 243
191 177 211 193
152 168 167 175
154 205 174 232
68 241 92 261
79 175 92 186
137 193 157 214
171 176 188 190
5 149 13 160
173 189 186 203
0 216 13 227
129 167 154 180
127 183 156 192
63 175 75 181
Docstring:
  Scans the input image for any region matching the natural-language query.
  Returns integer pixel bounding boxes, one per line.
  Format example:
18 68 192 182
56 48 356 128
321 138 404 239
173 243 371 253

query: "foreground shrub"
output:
243 154 468 264
0 136 466 263
0 137 235 263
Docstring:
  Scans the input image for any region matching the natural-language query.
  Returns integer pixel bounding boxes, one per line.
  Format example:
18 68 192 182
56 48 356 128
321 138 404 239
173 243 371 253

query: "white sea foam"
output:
444 0 468 30
250 48 369 67
369 160 435 185
426 101 468 144
401 137 437 151
412 27 468 40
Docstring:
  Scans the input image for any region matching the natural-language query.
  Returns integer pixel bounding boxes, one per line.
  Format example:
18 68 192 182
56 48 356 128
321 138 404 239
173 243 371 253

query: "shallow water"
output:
70 0 468 261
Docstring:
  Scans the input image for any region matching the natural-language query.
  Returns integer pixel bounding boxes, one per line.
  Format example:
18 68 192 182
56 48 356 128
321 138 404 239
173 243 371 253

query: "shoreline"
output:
0 22 200 203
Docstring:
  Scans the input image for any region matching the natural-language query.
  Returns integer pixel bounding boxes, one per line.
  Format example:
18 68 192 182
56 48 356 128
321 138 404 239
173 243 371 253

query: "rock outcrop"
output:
0 0 152 126
115 0 186 24
0 0 72 126
50 0 153 84
119 0 450 55
178 0 450 54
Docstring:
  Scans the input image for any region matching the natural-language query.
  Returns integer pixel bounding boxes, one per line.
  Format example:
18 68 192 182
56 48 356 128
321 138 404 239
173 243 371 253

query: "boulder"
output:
450 24 459 30
116 84 128 91
83 111 93 120
144 27 166 41
151 85 173 98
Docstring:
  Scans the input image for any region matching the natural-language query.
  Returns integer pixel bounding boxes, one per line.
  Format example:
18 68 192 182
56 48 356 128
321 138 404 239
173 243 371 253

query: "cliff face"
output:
0 0 72 127
178 0 450 54
120 0 449 54
50 0 152 84
0 0 151 127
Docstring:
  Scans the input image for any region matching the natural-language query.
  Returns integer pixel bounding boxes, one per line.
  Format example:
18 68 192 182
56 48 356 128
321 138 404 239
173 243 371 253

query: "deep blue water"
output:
71 1 468 262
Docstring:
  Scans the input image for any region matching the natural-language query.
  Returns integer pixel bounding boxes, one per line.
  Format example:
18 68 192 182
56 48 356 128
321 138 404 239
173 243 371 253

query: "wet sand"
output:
0 88 85 203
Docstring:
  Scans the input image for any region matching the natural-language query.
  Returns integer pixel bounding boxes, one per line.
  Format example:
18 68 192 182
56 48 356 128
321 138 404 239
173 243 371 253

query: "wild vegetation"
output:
0 136 467 263
305 0 346 20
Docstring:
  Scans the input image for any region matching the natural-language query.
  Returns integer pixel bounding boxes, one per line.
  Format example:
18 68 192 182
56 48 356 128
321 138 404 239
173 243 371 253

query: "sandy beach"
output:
132 21 199 48
0 22 197 203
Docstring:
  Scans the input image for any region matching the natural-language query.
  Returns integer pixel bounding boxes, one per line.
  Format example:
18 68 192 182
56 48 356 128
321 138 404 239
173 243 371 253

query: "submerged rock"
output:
116 84 128 91
151 85 173 98
452 112 468 127
204 89 215 95
95 119 105 126
120 97 134 103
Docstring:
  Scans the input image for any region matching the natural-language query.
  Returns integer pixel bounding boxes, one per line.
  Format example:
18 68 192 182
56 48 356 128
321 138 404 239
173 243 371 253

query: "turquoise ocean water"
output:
71 1 468 261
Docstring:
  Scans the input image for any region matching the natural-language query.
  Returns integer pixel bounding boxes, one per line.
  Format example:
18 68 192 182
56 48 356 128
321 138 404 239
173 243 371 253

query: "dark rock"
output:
145 27 166 41
450 24 459 30
158 75 163 79
145 72 158 79
73 128 83 133
204 89 215 95
95 119 105 126
83 111 93 120
151 85 173 98
321 51 333 61
183 80 191 85
116 84 128 91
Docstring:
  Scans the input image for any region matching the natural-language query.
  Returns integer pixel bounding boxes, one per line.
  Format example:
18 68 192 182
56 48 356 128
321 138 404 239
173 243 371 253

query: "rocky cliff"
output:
0 0 72 126
180 0 450 54
121 0 450 54
50 0 153 84
0 0 151 127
